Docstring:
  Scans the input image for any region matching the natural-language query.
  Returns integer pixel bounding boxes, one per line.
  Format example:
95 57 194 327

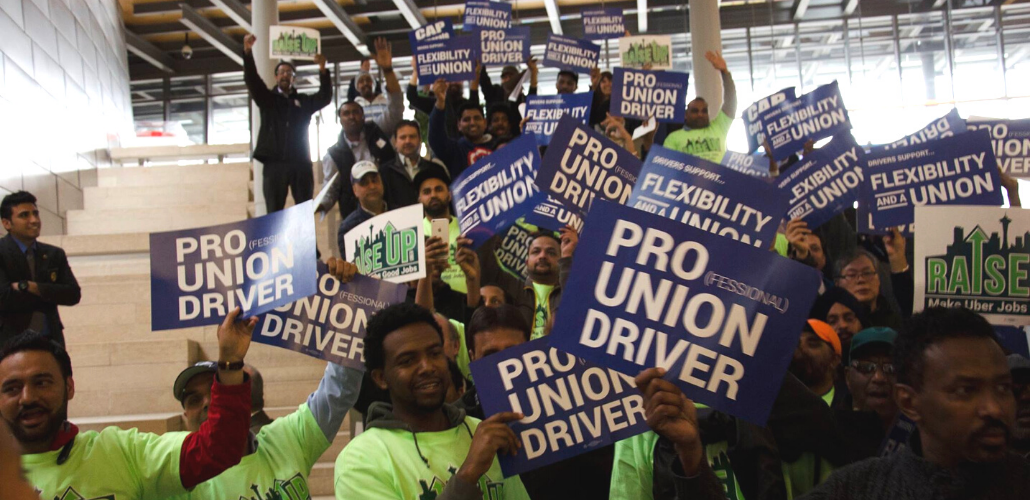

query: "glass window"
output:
169 98 206 144
209 94 250 145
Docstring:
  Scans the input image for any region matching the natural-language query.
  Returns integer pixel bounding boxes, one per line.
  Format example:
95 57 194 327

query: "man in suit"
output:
0 191 80 346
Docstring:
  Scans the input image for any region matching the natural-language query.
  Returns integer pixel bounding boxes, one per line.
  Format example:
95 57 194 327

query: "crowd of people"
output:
2 29 1030 500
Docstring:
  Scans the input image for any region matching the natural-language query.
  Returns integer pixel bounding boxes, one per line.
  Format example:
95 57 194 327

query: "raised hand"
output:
883 227 908 273
243 34 257 53
456 412 524 483
374 37 393 69
432 78 449 108
635 368 704 476
705 50 728 73
314 53 327 71
425 236 449 272
217 307 257 367
559 225 579 258
455 237 480 281
785 219 812 260
327 257 358 284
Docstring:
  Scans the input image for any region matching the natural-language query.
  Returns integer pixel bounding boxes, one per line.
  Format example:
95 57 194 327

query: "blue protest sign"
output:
542 34 600 73
537 115 642 219
860 130 1003 231
996 326 1030 358
479 27 530 67
879 414 917 457
463 0 512 29
254 262 408 371
610 67 690 123
967 118 1030 178
452 134 547 248
743 88 796 154
149 201 318 331
871 108 965 152
720 151 771 178
761 82 850 161
415 36 478 85
495 222 534 281
524 93 593 147
548 200 821 425
777 135 866 230
524 195 585 233
628 146 790 250
409 19 453 48
470 338 649 477
582 8 624 40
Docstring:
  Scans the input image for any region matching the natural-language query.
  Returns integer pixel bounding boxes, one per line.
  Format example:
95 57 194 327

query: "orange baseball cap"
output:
806 319 841 356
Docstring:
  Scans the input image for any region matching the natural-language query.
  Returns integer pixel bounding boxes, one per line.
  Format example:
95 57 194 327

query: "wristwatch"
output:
217 360 245 371
17 281 28 292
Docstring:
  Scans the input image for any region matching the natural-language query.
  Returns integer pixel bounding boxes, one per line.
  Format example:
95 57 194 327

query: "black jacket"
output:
0 235 81 346
243 51 332 165
327 122 397 217
379 156 439 210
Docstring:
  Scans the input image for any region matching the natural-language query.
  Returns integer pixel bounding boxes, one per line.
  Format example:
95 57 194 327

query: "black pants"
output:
263 161 314 213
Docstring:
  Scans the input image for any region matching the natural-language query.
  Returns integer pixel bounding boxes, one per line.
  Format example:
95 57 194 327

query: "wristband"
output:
217 360 245 371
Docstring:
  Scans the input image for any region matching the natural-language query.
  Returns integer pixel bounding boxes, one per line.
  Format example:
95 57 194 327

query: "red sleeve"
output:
177 378 251 489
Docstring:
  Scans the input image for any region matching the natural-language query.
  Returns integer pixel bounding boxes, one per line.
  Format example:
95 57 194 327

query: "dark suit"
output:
0 234 81 346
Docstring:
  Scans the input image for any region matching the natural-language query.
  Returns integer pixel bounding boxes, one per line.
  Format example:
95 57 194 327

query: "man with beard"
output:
0 310 254 499
429 80 500 178
242 33 331 214
479 230 578 339
408 63 482 140
1008 354 1030 457
810 287 871 356
352 39 403 136
377 120 440 210
416 165 469 295
803 307 1030 499
663 51 737 163
334 303 530 499
487 103 520 143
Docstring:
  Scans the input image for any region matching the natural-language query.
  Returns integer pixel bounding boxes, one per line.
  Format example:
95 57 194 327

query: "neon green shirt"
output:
610 430 745 500
451 318 472 382
782 387 836 498
169 403 328 500
530 282 555 340
424 217 468 294
334 415 530 499
663 111 734 163
22 426 188 500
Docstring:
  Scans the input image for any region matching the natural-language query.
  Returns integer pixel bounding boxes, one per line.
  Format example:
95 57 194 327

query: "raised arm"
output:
705 51 737 118
242 34 274 109
310 53 333 111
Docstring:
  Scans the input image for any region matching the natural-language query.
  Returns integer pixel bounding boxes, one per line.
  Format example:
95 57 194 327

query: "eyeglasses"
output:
841 270 878 281
850 360 895 375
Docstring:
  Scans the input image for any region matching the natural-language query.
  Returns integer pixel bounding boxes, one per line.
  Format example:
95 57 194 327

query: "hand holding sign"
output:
326 256 358 284
785 219 813 261
217 307 257 370
559 225 579 258
637 368 704 476
456 412 524 484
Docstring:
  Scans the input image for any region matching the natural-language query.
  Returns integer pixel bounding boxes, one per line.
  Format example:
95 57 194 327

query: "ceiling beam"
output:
311 0 371 56
842 0 860 17
792 0 811 21
391 0 427 28
209 0 252 32
543 0 563 35
125 31 176 73
179 4 243 65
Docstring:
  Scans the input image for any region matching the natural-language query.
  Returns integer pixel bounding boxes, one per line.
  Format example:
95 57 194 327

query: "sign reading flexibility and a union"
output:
915 206 1030 325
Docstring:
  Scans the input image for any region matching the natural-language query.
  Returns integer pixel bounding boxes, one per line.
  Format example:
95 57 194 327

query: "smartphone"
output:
431 218 449 242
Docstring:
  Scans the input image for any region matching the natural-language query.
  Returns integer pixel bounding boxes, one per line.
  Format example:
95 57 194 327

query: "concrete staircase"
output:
39 157 345 496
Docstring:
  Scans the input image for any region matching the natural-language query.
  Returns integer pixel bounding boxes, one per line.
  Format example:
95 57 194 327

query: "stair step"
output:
98 163 251 188
66 253 151 278
39 233 150 256
85 184 250 210
67 206 248 235
309 463 335 496
66 339 197 368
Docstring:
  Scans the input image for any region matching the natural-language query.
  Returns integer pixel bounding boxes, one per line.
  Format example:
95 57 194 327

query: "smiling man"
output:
334 302 530 499
0 191 80 347
802 307 1030 499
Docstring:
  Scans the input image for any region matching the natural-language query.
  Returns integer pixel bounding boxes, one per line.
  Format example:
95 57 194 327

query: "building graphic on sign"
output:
622 41 671 67
351 221 420 279
924 213 1030 312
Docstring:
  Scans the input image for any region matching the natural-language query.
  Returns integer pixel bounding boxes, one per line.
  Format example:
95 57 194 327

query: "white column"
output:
689 0 724 113
250 0 278 216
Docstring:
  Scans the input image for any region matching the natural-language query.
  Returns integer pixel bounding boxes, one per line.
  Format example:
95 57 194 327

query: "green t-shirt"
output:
169 403 329 500
334 415 530 500
451 318 472 382
663 111 734 163
22 426 188 500
424 217 468 294
782 387 836 498
530 282 555 340
610 430 745 500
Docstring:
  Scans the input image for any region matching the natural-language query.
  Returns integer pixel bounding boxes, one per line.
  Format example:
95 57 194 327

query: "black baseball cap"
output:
413 164 451 192
172 361 218 404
